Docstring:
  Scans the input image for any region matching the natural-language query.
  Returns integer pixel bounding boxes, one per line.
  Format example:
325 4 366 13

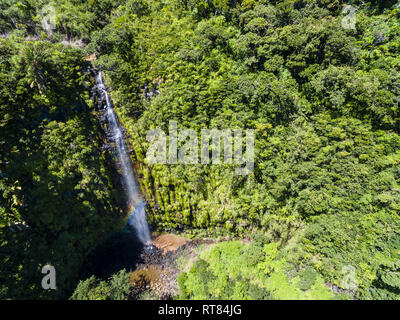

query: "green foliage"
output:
137 289 160 300
177 241 335 300
0 0 123 41
70 269 132 300
108 269 132 300
243 242 265 266
85 0 400 300
298 267 317 291
85 0 400 239
0 37 122 299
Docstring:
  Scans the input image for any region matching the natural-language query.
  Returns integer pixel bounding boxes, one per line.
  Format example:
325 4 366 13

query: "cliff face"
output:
95 1 400 237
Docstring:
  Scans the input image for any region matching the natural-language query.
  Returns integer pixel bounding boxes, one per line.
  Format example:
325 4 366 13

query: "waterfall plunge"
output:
96 72 151 245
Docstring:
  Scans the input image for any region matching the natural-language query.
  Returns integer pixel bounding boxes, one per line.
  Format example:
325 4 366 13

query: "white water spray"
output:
96 72 151 245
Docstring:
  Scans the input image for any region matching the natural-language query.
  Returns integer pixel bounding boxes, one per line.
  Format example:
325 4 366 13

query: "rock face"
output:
130 233 216 300
153 234 188 253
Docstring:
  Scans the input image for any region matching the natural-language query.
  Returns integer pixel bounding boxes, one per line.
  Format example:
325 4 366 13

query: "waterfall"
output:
96 71 151 245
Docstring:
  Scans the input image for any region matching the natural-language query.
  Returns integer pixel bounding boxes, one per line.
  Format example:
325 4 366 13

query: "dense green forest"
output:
1 0 400 300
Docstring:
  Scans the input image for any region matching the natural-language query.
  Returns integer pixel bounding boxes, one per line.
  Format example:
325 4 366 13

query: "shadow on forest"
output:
85 228 144 280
